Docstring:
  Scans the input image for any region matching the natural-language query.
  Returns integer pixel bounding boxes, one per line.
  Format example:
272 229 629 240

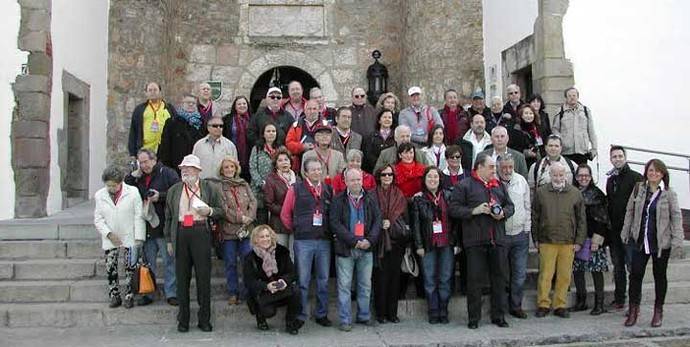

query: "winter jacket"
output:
373 144 429 173
502 174 531 236
330 190 382 257
263 171 299 234
421 145 448 171
606 164 643 234
158 115 205 174
124 163 180 238
350 104 378 142
398 105 444 144
531 183 586 246
478 146 529 178
94 183 146 250
214 179 257 240
362 130 396 173
243 244 296 297
412 189 459 251
330 129 363 157
249 146 274 208
448 176 514 248
621 184 684 257
300 149 346 183
552 102 598 157
128 100 178 156
248 107 293 148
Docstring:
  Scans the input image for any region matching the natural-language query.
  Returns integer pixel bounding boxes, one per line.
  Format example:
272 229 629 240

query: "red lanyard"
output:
184 184 200 210
315 150 331 173
111 188 123 205
229 187 243 218
427 191 442 207
306 181 322 211
277 171 292 188
199 101 212 114
264 143 276 157
348 194 364 210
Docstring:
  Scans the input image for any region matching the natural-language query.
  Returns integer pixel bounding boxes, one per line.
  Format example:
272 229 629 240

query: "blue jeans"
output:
293 239 331 321
336 249 373 324
223 239 251 297
421 246 454 318
505 232 529 310
143 237 176 299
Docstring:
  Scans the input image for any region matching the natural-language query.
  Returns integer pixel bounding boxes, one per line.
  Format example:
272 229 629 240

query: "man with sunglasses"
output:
192 115 238 179
501 84 525 121
399 86 444 146
248 87 293 147
350 87 377 142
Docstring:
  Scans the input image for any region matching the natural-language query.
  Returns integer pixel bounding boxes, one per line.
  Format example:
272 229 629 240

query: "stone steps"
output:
2 281 690 328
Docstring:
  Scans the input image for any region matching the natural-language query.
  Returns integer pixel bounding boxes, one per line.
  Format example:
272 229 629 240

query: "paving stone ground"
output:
2 304 689 347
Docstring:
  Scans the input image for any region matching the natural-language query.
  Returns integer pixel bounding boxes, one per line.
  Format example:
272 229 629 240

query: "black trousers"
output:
629 247 670 306
465 245 508 322
248 290 301 325
373 245 404 320
176 223 212 326
609 235 631 304
573 271 604 297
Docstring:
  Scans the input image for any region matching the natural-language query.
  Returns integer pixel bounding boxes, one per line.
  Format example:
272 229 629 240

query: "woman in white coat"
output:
94 165 146 309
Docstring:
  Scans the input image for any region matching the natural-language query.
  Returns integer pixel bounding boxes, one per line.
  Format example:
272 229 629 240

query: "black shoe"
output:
428 317 440 324
286 319 304 334
468 321 479 329
315 316 332 327
257 317 269 331
439 316 449 324
388 316 400 324
491 318 509 328
376 317 386 324
287 326 299 335
137 296 153 306
554 308 570 318
509 309 528 319
177 324 189 333
167 297 178 306
198 323 213 332
535 307 550 318
123 297 134 309
109 296 122 308
569 294 588 312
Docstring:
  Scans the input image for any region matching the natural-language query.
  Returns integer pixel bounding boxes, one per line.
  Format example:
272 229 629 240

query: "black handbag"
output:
389 218 410 242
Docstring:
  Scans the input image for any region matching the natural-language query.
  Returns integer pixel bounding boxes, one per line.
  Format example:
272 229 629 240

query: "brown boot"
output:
651 304 663 327
624 304 639 327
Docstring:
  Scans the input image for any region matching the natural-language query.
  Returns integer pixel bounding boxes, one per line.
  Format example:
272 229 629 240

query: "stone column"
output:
401 0 485 106
11 0 53 218
532 0 575 114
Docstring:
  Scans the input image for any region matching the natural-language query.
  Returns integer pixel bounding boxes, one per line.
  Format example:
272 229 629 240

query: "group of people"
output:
92 80 685 335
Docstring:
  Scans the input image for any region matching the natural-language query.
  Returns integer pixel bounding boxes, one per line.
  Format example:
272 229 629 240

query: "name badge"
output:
183 214 194 227
313 211 323 226
354 222 365 237
433 220 443 234
535 137 543 146
415 126 425 136
150 120 160 133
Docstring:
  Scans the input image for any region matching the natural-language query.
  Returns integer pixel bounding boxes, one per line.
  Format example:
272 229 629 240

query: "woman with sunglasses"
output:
412 166 457 324
372 164 409 324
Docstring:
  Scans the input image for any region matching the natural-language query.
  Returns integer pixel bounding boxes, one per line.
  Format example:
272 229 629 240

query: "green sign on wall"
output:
207 81 223 101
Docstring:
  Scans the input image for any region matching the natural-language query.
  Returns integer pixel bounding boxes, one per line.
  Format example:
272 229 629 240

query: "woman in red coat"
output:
331 149 376 195
394 143 427 199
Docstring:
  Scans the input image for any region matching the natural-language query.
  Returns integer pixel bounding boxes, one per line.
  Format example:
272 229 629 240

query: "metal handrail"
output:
613 145 690 188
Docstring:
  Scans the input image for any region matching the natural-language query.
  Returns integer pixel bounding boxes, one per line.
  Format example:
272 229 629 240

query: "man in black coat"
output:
125 148 180 307
449 153 514 330
157 94 206 175
127 82 178 158
329 168 382 331
605 145 643 310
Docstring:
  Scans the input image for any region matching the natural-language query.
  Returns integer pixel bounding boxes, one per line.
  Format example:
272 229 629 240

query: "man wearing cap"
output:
164 154 225 333
399 86 444 146
439 89 470 145
301 123 346 185
349 87 377 142
192 115 238 180
282 81 307 122
468 90 492 120
248 87 293 147
286 99 322 171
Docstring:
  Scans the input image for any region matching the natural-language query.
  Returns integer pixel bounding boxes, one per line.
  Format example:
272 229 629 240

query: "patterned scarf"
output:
176 107 203 130
253 244 278 277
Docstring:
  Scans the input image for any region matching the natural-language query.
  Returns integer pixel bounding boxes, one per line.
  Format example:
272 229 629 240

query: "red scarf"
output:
471 169 500 245
427 190 450 247
234 112 250 166
442 105 460 144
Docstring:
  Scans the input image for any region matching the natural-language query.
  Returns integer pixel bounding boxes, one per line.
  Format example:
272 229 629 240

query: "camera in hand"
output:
491 204 503 215
274 280 286 290
146 189 156 197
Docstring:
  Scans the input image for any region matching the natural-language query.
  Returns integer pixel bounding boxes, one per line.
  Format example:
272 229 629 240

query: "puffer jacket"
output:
620 183 684 257
551 102 598 156
94 183 146 250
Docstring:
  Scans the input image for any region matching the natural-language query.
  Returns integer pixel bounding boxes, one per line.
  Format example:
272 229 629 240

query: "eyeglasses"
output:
268 95 281 100
209 124 223 128
354 95 366 99
380 172 394 177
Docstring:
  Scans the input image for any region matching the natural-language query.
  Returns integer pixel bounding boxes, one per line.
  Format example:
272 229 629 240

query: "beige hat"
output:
266 87 282 97
407 86 422 96
178 154 203 171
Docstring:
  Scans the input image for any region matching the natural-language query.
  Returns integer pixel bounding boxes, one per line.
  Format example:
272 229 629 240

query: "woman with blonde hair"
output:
243 225 303 334
215 156 257 305
376 92 401 126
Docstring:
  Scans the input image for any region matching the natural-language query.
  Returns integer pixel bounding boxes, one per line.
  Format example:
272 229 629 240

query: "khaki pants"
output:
537 243 575 309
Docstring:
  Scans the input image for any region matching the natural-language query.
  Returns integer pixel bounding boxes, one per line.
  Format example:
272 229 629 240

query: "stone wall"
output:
401 0 485 105
107 0 484 162
11 0 53 218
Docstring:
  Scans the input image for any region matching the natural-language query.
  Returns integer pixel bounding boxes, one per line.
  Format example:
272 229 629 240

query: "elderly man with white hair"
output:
197 82 221 122
479 126 529 178
531 161 587 319
502 84 526 120
374 125 429 172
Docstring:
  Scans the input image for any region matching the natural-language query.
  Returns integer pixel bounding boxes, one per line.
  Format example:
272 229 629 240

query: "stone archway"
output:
249 66 320 114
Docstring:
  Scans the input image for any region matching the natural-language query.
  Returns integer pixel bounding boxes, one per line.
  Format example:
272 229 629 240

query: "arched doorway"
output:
249 66 320 114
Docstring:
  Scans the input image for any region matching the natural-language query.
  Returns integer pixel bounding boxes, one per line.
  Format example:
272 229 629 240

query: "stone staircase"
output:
1 207 689 328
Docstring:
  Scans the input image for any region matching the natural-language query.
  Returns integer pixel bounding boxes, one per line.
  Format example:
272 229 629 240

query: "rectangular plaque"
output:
248 5 325 37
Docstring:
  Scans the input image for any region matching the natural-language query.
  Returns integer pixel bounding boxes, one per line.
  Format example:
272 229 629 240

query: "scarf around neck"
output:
253 245 278 277
176 107 203 130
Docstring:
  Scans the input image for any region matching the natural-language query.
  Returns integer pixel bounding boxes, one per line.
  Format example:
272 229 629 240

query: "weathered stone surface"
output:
189 44 216 64
248 4 325 37
0 224 57 240
13 195 47 218
27 52 52 76
18 31 48 52
14 92 50 121
216 44 239 65
66 240 102 258
185 63 212 82
0 281 70 303
13 75 49 94
211 66 242 84
57 225 98 240
0 240 66 259
12 120 49 139
17 0 51 10
12 259 96 280
13 168 49 196
12 139 49 168
0 263 13 279
21 8 51 32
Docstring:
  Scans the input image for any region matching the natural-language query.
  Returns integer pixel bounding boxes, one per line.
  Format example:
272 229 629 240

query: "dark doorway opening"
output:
511 65 533 100
61 93 90 208
249 66 320 114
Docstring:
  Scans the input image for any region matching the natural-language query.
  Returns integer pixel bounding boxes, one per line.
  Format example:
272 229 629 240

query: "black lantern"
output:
366 50 388 106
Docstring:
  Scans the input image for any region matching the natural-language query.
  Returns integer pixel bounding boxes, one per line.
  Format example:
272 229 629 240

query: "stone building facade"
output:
106 0 486 163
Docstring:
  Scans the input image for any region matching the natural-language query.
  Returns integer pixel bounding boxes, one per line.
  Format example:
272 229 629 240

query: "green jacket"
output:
164 179 226 251
532 183 586 245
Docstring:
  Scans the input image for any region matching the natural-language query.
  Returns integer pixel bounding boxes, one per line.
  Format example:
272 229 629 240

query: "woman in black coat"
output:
243 225 303 334
362 109 397 173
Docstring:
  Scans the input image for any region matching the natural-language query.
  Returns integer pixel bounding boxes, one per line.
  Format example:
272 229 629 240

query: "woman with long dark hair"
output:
362 109 397 173
622 159 684 327
223 96 252 181
394 143 427 199
527 94 552 136
249 121 282 224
